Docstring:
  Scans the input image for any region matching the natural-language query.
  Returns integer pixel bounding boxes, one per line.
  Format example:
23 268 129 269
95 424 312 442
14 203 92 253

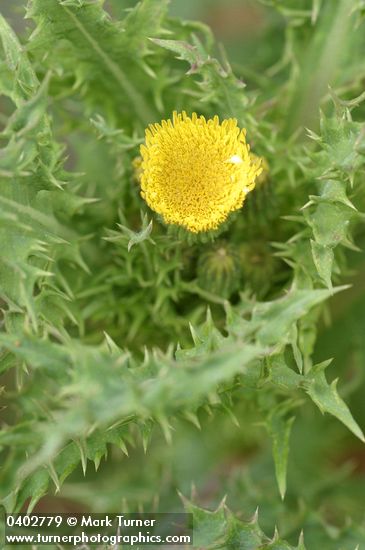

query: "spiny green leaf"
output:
182 498 227 548
251 287 347 347
310 240 334 288
268 355 303 390
16 469 50 513
4 73 49 137
181 498 306 550
0 12 38 102
304 202 353 248
150 38 205 72
267 406 296 499
122 0 170 56
27 0 158 124
224 511 266 550
305 361 365 442
315 179 357 210
318 114 365 176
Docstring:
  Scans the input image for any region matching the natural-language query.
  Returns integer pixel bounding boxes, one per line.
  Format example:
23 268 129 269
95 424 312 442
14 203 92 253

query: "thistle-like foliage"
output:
1 1 365 548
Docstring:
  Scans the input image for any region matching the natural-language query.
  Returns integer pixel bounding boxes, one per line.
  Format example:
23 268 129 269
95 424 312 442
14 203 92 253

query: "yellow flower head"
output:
139 111 262 233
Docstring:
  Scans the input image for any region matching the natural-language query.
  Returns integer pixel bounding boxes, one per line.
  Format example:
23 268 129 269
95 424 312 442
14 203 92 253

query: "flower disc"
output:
140 111 262 233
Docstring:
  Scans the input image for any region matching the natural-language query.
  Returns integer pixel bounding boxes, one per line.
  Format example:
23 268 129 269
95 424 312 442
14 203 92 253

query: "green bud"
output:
197 242 242 298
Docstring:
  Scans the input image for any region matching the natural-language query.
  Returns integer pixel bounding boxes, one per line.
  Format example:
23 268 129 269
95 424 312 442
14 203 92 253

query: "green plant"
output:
1 0 365 548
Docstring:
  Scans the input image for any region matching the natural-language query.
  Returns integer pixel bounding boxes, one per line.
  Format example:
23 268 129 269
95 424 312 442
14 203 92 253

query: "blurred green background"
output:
1 0 282 73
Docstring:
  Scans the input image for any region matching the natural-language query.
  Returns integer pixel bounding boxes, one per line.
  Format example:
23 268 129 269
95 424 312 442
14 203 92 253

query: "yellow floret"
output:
139 111 262 233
